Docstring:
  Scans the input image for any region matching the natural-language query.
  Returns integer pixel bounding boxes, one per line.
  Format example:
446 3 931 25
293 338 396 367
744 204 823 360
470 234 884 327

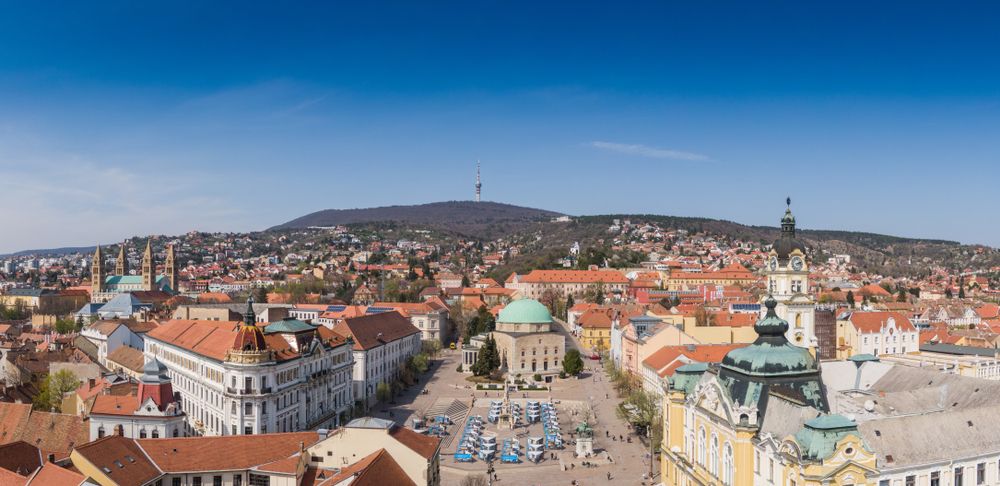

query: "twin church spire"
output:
91 239 177 299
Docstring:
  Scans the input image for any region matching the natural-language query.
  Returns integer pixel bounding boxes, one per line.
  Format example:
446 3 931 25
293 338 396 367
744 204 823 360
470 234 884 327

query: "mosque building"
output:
462 298 566 378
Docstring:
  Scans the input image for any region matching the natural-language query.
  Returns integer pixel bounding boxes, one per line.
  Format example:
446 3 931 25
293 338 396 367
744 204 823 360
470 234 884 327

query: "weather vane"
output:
786 197 791 208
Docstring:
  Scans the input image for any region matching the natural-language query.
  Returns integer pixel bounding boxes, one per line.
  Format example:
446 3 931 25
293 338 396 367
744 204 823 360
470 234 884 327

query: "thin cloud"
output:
589 141 711 161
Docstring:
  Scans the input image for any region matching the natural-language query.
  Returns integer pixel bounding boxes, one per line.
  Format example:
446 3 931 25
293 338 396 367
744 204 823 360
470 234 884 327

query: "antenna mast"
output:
475 160 482 203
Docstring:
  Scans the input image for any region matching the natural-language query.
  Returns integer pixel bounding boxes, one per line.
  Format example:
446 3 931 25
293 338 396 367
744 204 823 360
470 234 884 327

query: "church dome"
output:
771 199 806 260
498 299 553 324
233 297 268 352
720 297 816 376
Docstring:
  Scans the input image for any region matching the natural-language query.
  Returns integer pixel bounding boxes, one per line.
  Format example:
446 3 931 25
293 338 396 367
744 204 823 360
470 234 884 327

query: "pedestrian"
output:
605 393 608 399
607 472 612 481
606 430 609 438
619 434 623 441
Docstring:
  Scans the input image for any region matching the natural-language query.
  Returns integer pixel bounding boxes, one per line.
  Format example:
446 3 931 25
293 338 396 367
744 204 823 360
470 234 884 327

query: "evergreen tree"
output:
562 349 584 376
846 290 856 308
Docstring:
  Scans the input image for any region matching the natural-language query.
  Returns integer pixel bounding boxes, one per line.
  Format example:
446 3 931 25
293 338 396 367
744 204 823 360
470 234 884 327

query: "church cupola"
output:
137 358 176 411
771 198 807 263
781 197 796 236
227 297 272 363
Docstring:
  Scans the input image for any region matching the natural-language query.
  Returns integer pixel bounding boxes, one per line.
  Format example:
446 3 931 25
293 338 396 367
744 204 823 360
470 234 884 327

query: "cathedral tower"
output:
763 199 816 349
115 242 127 275
91 245 105 297
165 244 177 292
141 239 154 291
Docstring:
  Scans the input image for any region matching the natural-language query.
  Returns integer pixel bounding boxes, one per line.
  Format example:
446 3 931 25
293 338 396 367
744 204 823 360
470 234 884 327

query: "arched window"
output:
139 428 147 438
697 427 706 465
710 435 719 475
151 429 159 438
723 443 734 486
97 426 105 439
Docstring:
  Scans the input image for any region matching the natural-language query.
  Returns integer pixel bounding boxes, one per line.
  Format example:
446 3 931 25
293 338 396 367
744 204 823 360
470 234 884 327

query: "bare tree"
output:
460 474 488 486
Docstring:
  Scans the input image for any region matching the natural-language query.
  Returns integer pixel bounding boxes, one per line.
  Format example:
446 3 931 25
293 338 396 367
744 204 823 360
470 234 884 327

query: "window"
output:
906 475 915 486
956 467 964 486
245 402 253 415
245 425 253 435
722 443 734 486
697 428 706 465
152 429 159 438
931 471 940 486
710 435 719 475
214 476 223 486
249 473 270 486
977 463 985 485
193 478 202 486
139 429 147 439
879 480 889 486
97 426 105 439
233 474 243 486
173 479 182 486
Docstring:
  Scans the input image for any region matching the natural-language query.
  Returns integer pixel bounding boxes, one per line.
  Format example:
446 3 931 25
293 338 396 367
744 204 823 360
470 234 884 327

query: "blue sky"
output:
1 1 999 253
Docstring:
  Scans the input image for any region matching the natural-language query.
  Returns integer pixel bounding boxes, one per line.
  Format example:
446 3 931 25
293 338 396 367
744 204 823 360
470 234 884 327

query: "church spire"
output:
141 239 154 291
781 197 796 237
115 241 127 276
165 244 176 292
91 244 105 298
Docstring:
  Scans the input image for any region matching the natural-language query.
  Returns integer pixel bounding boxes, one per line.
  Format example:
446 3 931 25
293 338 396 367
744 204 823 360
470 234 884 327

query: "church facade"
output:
91 240 176 302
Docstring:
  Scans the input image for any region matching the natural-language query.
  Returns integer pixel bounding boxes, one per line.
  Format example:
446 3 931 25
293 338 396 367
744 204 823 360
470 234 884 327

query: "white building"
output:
81 320 145 367
332 312 422 407
89 359 186 440
307 417 442 486
373 301 450 343
840 311 919 356
144 300 354 436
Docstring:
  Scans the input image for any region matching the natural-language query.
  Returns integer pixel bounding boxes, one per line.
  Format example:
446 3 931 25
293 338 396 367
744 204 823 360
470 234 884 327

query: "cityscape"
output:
2 3 1000 486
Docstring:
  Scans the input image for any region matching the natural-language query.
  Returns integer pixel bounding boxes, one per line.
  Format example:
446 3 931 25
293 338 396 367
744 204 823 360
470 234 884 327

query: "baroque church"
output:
91 240 176 302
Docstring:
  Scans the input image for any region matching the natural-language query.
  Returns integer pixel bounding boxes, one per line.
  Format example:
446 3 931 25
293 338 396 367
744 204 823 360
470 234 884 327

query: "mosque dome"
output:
497 299 553 325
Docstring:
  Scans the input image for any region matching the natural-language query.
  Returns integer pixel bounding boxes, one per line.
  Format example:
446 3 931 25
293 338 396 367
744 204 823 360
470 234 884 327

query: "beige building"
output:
307 417 442 486
171 302 291 322
504 269 629 300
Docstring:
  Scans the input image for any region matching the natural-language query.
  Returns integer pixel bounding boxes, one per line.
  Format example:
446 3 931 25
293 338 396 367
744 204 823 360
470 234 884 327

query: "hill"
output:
270 201 564 237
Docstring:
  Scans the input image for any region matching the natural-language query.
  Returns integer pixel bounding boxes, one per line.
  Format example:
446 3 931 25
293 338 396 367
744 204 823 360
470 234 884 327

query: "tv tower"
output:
475 160 482 202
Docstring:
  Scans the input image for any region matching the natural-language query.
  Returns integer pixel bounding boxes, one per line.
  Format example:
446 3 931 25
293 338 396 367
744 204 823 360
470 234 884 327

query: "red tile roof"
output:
849 311 916 334
387 425 441 460
333 312 420 351
514 270 629 285
72 435 161 486
137 432 321 473
315 449 415 486
642 344 748 377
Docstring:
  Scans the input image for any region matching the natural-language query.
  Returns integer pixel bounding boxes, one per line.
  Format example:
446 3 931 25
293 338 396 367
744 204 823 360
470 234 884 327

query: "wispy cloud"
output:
589 141 711 161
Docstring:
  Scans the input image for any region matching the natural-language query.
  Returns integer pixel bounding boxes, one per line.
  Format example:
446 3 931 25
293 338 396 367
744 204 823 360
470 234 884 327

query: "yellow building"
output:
578 309 613 352
660 298 878 486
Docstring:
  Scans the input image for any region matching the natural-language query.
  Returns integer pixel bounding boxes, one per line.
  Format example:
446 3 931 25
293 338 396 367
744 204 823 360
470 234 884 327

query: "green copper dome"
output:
721 297 817 377
498 299 553 324
794 414 860 461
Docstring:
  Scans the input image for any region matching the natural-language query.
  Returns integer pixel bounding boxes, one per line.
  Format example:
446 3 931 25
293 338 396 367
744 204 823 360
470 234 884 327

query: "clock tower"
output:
764 199 815 349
